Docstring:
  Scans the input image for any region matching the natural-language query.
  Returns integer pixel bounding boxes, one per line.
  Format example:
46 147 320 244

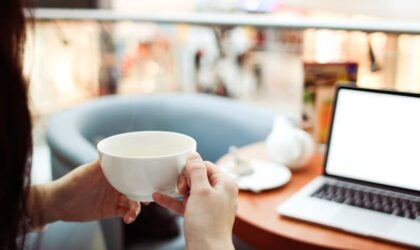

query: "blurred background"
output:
29 0 420 183
28 0 420 147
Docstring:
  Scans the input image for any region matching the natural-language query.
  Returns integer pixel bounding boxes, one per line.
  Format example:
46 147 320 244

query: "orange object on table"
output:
216 143 409 250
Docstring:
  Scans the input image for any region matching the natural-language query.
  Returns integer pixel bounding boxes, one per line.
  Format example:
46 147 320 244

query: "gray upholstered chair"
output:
26 221 106 250
46 93 274 250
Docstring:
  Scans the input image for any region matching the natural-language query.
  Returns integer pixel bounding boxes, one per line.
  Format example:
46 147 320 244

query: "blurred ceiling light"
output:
53 54 76 94
315 30 341 63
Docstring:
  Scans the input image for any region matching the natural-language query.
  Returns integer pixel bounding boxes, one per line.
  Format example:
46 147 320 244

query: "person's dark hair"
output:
0 0 32 249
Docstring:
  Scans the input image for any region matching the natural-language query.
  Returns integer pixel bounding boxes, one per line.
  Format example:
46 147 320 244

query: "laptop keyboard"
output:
311 183 420 221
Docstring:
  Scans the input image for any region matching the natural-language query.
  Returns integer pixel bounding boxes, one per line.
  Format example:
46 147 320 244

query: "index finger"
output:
177 173 189 196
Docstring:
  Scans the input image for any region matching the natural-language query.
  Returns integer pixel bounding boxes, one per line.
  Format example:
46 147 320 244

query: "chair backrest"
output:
47 93 274 167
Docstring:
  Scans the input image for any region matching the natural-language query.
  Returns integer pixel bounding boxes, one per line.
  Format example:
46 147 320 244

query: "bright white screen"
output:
326 88 420 192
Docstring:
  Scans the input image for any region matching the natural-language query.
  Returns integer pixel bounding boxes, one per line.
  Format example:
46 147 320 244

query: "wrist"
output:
186 235 234 250
27 182 61 227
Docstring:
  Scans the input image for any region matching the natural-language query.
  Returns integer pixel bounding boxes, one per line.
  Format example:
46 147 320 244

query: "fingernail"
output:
188 152 200 159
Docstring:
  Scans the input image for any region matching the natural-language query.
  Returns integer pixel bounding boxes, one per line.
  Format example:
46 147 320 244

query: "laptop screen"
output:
325 87 420 192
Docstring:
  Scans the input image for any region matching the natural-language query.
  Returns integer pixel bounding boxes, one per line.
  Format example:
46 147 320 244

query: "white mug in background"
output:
97 131 197 202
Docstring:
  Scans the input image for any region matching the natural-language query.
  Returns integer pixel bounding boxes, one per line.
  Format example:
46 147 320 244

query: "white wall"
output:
280 0 420 21
112 0 195 12
112 0 420 21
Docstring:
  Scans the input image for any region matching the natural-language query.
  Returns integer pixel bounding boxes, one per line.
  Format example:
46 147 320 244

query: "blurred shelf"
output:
28 8 420 34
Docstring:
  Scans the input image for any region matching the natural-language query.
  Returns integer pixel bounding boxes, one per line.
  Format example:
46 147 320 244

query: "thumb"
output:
186 153 210 191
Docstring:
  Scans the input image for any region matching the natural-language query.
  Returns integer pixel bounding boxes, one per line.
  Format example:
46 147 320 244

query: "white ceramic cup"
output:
97 131 197 202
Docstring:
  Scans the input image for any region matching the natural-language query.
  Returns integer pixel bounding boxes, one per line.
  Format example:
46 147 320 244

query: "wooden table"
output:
216 143 409 250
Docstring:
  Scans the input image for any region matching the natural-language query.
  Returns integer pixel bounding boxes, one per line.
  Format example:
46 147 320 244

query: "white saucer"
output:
220 159 292 193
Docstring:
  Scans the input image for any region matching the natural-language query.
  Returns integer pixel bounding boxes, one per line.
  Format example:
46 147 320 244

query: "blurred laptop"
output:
278 86 420 248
